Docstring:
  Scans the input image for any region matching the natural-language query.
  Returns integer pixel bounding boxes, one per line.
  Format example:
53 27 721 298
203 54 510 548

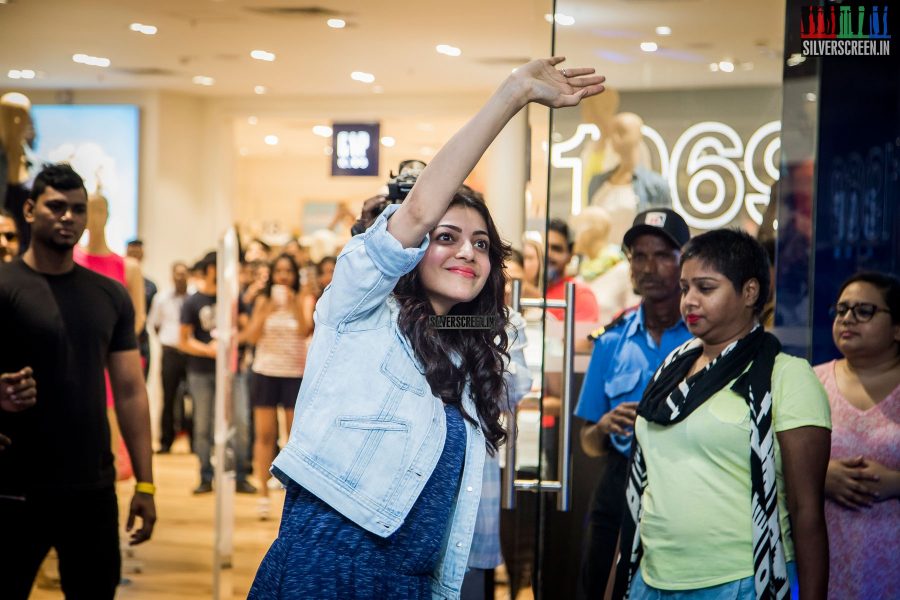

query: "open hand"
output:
127 492 157 545
0 367 36 413
825 456 880 509
513 57 606 108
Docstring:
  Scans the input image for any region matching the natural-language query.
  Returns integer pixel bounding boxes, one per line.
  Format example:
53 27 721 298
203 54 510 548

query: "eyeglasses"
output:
829 302 892 322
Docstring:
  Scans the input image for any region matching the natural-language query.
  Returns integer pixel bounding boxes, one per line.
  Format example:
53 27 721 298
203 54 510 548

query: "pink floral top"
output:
814 360 900 600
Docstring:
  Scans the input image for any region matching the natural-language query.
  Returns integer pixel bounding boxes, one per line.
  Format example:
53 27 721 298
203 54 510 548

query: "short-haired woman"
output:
612 229 831 600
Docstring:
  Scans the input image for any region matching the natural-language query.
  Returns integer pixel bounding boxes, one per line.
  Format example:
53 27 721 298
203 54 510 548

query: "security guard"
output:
574 208 693 599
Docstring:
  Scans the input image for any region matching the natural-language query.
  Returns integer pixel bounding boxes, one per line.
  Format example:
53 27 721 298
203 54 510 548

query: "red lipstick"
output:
686 314 701 325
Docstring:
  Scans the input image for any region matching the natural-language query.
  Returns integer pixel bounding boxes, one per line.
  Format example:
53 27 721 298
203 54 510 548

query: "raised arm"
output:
387 57 605 248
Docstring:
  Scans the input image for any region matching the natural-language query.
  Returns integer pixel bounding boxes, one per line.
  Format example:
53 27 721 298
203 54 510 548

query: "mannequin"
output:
0 92 35 255
77 193 146 334
572 206 640 321
587 112 670 244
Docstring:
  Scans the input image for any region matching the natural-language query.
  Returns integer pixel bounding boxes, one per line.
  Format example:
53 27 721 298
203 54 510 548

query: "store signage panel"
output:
331 122 380 177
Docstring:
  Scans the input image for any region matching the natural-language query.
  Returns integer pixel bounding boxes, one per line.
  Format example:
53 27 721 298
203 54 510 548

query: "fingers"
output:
128 496 157 545
1 367 33 381
126 506 136 532
547 56 566 67
566 74 605 87
841 455 865 467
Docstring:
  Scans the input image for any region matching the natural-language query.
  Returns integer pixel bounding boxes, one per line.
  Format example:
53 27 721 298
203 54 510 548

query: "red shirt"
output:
546 276 600 323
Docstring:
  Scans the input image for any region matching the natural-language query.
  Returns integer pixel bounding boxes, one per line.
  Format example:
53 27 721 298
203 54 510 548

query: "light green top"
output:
635 353 831 590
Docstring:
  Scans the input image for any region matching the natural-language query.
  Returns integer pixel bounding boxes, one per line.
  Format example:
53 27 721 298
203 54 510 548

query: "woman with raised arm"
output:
248 58 604 599
610 230 831 600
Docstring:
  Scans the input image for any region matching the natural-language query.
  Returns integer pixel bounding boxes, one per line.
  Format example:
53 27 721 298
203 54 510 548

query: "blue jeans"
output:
629 563 799 600
188 370 251 483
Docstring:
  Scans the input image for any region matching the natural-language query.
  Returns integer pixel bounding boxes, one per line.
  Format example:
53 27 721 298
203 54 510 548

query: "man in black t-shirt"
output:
180 252 255 494
0 164 156 600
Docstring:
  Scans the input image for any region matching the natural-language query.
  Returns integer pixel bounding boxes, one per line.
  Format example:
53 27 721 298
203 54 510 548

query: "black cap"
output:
623 208 690 250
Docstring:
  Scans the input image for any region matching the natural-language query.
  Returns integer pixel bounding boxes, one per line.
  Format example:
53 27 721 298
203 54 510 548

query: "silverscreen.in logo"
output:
428 315 497 329
801 4 891 56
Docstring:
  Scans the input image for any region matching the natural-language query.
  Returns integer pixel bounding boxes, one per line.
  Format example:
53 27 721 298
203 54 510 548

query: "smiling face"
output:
418 204 492 315
832 281 900 359
25 185 88 251
680 257 759 346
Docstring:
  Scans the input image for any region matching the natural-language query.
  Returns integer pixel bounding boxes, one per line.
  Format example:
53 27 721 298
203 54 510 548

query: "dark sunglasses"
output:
829 302 891 323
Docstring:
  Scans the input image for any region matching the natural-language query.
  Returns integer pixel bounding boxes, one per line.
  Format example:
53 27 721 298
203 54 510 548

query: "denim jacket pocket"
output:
338 416 410 432
380 342 427 396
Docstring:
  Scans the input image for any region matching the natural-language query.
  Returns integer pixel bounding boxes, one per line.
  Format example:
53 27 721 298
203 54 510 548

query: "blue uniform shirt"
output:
574 305 692 456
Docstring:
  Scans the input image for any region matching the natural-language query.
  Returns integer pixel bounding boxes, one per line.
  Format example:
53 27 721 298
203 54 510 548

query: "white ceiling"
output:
1 0 786 97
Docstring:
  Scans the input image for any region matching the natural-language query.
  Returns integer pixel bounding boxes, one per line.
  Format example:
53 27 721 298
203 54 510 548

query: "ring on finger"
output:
561 68 568 77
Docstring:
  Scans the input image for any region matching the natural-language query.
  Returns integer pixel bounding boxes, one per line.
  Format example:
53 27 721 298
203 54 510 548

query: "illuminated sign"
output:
331 122 380 176
552 120 782 230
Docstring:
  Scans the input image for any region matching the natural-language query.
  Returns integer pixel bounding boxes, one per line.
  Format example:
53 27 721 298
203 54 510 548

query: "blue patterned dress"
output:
249 404 468 599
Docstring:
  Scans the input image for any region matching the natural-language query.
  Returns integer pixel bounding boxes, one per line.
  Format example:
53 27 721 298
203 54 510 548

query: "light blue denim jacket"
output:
273 203 505 598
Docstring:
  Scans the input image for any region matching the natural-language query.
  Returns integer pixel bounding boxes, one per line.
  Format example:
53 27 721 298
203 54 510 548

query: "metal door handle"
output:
502 279 576 511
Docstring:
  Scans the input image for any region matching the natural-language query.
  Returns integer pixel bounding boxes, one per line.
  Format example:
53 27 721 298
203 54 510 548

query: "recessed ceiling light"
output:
718 61 735 72
380 136 396 147
436 44 462 57
805 92 817 102
655 26 672 36
250 50 276 62
248 116 258 125
72 53 110 68
312 125 333 137
640 42 658 52
129 23 157 35
327 18 345 29
7 69 35 79
264 135 279 146
192 75 214 86
351 71 375 83
544 13 575 26
254 85 267 94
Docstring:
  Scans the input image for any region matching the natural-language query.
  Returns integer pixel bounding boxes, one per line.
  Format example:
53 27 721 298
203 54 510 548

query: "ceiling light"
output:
129 23 157 35
72 53 111 68
351 71 375 83
380 136 396 147
805 92 817 102
251 50 276 62
327 18 345 29
640 42 658 52
264 135 279 146
192 75 214 86
544 13 575 26
312 125 333 137
718 60 735 72
7 69 35 80
709 62 719 72
656 26 672 36
786 53 806 67
248 116 258 125
254 85 267 94
436 44 462 57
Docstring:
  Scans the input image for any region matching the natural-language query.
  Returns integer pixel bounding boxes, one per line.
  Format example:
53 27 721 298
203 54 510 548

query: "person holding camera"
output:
242 252 311 519
248 57 605 599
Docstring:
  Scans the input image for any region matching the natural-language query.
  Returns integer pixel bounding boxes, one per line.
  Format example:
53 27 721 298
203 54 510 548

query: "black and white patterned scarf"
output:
613 324 788 600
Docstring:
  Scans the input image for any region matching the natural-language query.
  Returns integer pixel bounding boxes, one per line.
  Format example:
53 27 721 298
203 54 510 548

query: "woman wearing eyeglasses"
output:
814 271 900 600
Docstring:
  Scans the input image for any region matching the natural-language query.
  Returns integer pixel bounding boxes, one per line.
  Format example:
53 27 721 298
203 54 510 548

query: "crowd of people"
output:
0 56 896 600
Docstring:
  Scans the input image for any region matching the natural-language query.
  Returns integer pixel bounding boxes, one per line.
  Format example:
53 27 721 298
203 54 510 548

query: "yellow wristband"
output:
135 482 156 495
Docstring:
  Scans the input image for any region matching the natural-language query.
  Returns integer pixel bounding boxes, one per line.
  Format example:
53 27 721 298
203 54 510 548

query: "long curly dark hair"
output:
393 186 512 453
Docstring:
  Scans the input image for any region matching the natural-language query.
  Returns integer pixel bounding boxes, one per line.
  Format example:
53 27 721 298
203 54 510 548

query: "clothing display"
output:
616 329 831 599
815 360 900 600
